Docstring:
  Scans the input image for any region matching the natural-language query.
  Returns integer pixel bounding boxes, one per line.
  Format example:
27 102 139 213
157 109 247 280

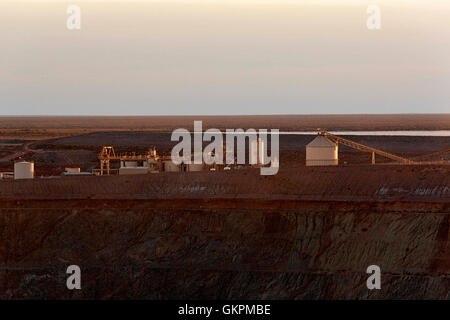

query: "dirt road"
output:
0 141 42 162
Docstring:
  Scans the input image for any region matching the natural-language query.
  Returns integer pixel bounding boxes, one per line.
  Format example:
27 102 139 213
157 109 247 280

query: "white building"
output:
306 136 338 166
119 159 149 175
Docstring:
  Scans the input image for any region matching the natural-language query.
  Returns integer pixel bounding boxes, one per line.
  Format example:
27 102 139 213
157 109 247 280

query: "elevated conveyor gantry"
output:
318 131 414 164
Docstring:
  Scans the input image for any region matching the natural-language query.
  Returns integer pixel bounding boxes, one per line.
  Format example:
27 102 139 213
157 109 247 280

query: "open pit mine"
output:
0 120 449 299
0 163 449 299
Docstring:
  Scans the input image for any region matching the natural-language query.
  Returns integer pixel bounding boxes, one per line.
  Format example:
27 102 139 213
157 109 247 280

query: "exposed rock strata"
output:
0 166 448 299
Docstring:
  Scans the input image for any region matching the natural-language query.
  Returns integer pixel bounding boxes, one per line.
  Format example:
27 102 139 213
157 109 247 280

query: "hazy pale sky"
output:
1 0 450 115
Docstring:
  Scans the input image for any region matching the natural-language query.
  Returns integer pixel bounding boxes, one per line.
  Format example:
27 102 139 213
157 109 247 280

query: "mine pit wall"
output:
1 166 449 203
0 199 449 299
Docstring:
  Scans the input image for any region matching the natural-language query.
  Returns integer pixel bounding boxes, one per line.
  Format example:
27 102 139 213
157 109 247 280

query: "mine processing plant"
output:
97 145 239 175
96 131 448 176
98 146 163 175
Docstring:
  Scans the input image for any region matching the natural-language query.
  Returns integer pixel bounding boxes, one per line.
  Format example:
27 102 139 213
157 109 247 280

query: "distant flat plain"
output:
0 114 449 140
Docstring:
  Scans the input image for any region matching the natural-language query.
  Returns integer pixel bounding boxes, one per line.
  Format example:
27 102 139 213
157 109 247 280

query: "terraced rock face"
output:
0 166 449 299
0 199 448 299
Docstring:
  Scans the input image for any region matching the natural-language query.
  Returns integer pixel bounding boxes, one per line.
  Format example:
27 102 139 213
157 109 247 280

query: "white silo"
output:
306 136 338 166
14 161 35 180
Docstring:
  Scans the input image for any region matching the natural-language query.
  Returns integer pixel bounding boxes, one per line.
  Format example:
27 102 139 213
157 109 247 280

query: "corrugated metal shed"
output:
306 136 336 148
306 136 338 166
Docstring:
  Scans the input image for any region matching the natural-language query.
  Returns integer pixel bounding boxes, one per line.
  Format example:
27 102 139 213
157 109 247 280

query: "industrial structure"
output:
170 152 207 172
7 130 448 181
119 160 151 175
97 147 235 175
61 167 93 177
97 146 162 175
306 135 339 166
306 131 415 166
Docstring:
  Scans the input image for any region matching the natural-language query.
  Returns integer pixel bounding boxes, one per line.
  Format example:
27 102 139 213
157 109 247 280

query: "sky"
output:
1 0 450 115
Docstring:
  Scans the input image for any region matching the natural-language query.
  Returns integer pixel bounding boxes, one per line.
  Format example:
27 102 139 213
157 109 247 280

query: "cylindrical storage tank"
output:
164 160 180 172
14 161 34 180
187 163 204 172
306 136 338 166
